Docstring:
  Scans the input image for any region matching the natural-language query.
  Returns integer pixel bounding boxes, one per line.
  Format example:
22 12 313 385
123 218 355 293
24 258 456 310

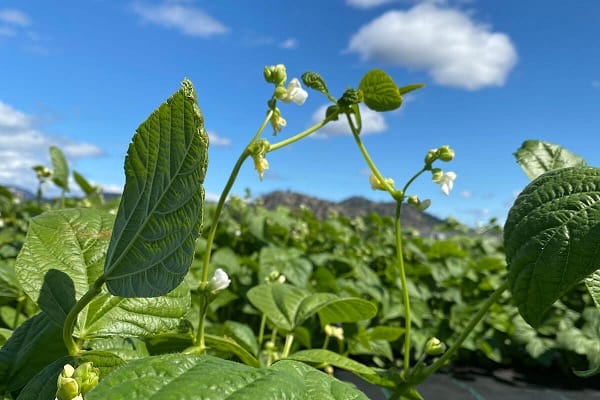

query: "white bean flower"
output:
209 268 231 292
437 171 457 195
280 78 308 105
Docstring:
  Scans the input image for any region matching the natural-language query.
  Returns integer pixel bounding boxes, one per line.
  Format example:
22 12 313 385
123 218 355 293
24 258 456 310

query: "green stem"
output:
395 201 412 377
63 276 105 355
282 334 295 358
269 117 333 152
419 281 509 380
257 314 267 348
322 335 331 350
401 167 428 195
194 293 210 349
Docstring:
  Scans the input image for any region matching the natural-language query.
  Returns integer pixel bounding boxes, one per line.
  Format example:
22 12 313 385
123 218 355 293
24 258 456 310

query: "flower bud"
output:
56 377 79 400
437 145 455 162
431 168 443 182
425 337 446 356
264 64 287 86
253 156 269 181
74 361 100 394
369 174 394 191
424 149 438 165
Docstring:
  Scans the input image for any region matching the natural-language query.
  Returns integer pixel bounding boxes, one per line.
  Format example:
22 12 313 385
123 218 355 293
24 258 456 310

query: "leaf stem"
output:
257 314 267 348
63 276 105 355
194 293 210 349
269 117 333 152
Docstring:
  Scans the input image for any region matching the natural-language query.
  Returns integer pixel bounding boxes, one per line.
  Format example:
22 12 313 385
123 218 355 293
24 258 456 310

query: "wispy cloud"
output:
347 3 517 90
131 1 228 37
0 101 103 192
280 38 298 49
0 9 31 27
311 104 387 137
208 131 231 147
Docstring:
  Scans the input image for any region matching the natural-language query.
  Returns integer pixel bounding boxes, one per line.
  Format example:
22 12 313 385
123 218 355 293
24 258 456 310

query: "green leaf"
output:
87 354 369 399
49 146 69 192
288 349 376 377
223 320 259 356
514 140 587 180
247 284 376 332
16 356 72 400
104 79 208 297
504 166 600 328
586 270 600 311
0 312 67 393
73 170 98 197
15 209 191 338
271 359 370 400
358 69 403 112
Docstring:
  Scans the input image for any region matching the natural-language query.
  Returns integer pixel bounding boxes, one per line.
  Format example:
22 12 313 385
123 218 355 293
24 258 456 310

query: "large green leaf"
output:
514 140 587 180
49 145 69 192
15 209 191 338
104 79 208 297
504 167 600 327
358 69 402 112
86 353 368 399
0 312 67 394
247 284 376 332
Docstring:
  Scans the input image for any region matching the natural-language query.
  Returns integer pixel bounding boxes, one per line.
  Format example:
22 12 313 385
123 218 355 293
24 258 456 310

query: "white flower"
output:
437 171 456 195
209 268 231 291
281 78 308 105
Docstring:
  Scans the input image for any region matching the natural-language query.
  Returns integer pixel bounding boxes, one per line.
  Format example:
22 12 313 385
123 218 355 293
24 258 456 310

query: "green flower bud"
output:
263 64 287 86
424 337 446 356
273 85 288 100
56 376 79 400
407 195 419 206
431 168 443 182
424 149 438 165
74 361 100 395
438 145 455 162
337 88 363 109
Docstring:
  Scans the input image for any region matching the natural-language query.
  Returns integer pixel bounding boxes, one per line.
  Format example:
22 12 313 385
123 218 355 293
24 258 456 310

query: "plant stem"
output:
257 314 267 348
395 201 412 377
194 293 210 349
282 334 295 358
419 281 509 379
63 276 105 355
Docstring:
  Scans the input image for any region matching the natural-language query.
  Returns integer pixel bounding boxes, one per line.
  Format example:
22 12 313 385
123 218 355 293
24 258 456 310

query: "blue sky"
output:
1 0 599 226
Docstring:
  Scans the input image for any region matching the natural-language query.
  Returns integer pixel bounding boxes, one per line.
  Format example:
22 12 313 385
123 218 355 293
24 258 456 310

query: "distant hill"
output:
258 190 445 234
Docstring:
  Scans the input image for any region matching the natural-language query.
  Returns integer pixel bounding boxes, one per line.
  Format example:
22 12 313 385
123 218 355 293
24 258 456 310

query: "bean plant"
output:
0 66 599 400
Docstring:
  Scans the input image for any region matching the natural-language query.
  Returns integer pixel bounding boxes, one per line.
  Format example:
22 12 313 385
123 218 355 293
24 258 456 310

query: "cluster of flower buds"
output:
55 362 99 400
249 139 271 181
424 145 455 166
264 64 308 135
265 270 286 284
369 174 395 192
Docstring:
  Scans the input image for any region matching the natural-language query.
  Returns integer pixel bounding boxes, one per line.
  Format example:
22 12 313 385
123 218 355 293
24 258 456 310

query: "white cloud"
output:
347 3 517 90
346 0 397 9
0 100 103 193
280 38 298 49
0 9 31 27
459 190 472 198
208 131 231 147
131 1 228 37
311 104 387 137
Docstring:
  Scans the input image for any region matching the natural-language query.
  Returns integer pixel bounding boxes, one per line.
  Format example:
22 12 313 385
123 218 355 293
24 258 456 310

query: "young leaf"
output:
504 166 600 328
73 170 98 197
358 69 402 112
49 146 70 192
514 140 587 180
104 79 208 297
15 209 191 338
